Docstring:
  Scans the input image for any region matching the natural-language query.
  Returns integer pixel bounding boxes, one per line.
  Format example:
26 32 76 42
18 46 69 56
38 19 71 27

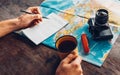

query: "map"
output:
40 0 120 66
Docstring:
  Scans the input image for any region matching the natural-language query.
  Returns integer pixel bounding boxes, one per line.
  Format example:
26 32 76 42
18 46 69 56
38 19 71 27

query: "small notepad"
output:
20 13 68 45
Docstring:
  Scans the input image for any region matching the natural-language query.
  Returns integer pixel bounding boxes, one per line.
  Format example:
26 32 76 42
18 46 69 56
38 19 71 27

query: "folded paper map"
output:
40 0 120 66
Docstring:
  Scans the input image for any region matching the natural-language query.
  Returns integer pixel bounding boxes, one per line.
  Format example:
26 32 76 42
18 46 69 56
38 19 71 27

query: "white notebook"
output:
18 13 68 45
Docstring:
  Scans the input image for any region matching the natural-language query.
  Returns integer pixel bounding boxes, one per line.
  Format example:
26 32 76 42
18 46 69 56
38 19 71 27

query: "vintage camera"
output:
88 9 113 40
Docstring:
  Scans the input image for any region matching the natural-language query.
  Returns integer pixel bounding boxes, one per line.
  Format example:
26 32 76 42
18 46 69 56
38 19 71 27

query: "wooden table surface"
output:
0 0 120 75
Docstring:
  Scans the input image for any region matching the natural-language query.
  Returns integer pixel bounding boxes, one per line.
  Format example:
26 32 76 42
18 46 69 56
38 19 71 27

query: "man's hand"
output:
0 6 42 37
17 6 42 29
56 54 83 75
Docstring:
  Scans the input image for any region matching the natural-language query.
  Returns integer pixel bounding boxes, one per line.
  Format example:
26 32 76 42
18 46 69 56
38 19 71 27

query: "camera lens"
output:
95 9 108 25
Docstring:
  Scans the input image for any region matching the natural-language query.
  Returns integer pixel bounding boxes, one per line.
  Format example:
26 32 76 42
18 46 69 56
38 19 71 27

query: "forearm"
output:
0 6 42 38
0 18 20 37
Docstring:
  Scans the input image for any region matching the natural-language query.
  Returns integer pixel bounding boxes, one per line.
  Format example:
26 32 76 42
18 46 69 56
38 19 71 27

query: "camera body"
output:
88 9 113 40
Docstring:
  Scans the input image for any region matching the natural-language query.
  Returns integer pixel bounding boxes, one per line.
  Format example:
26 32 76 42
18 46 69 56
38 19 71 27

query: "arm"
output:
0 18 20 37
56 54 83 75
0 6 42 38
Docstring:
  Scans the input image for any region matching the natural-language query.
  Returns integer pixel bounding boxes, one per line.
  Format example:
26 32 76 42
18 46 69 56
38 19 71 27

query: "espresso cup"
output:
56 35 78 59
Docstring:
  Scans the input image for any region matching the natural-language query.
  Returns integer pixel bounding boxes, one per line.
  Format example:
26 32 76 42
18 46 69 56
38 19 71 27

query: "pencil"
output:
20 9 48 19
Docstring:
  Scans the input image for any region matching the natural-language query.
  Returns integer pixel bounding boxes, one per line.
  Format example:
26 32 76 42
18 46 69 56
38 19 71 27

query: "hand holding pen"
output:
17 6 43 29
24 6 42 24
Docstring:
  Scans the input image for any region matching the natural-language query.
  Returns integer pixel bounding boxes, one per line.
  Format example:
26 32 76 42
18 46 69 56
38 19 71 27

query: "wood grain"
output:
0 0 120 75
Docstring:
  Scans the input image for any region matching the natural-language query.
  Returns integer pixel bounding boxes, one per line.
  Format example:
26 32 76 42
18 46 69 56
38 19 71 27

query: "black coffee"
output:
58 40 77 53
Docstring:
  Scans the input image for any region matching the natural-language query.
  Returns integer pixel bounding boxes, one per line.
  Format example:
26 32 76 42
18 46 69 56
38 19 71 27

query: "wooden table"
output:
0 0 120 75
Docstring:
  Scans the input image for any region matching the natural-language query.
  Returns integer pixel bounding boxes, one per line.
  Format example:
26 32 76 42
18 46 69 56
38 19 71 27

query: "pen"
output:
20 9 48 19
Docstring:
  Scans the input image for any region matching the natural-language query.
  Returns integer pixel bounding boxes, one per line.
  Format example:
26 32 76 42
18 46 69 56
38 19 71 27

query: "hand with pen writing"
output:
18 6 42 29
0 6 42 37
